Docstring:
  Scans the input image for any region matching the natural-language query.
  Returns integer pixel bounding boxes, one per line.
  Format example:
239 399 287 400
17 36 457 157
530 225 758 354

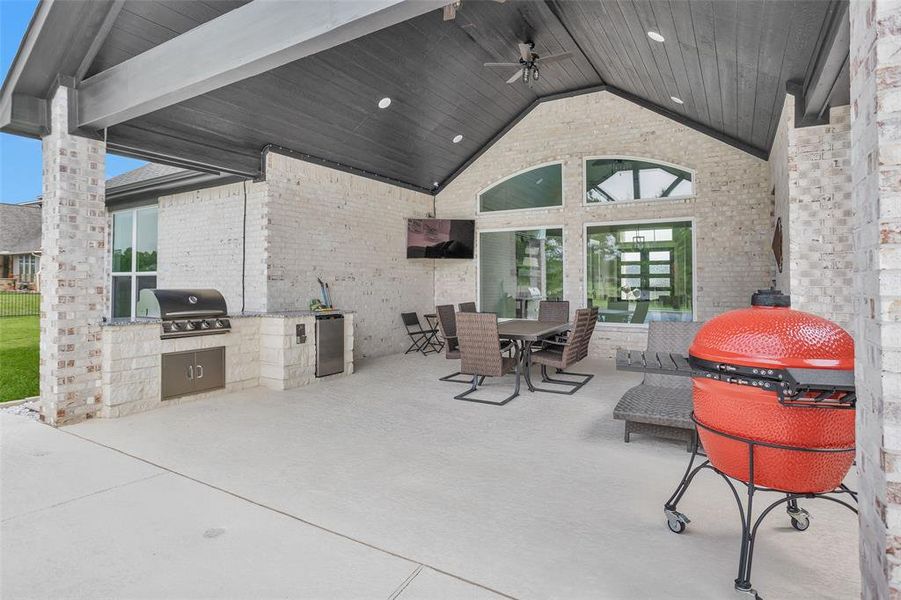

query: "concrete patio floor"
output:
2 353 859 599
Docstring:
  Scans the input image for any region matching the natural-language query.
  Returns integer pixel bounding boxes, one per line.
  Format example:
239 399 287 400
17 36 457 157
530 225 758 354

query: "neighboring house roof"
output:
0 203 41 255
106 163 187 188
104 161 242 206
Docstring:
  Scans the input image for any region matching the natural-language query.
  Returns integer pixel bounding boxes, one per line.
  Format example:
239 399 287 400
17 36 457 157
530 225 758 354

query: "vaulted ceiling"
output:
1 0 850 194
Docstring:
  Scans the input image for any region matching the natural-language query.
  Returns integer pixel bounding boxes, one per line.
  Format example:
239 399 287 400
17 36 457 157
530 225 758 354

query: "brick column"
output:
39 86 107 426
850 0 901 596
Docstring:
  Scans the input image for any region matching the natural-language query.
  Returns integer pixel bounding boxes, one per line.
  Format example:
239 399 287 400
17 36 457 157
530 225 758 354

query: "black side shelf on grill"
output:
614 349 856 409
615 349 694 377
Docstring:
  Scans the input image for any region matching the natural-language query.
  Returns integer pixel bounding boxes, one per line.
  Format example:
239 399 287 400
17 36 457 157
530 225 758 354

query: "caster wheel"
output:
787 507 810 531
664 509 690 534
667 518 685 534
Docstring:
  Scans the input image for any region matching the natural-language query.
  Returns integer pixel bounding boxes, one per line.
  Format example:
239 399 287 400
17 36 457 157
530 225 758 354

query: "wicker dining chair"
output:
458 301 477 313
529 307 599 394
454 312 520 405
435 304 472 383
538 300 570 322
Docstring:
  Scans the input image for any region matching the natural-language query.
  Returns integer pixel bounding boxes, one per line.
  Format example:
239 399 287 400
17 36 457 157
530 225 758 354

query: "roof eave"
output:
104 171 244 206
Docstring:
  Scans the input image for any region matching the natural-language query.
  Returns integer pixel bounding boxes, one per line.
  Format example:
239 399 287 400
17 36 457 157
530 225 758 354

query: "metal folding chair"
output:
401 312 441 355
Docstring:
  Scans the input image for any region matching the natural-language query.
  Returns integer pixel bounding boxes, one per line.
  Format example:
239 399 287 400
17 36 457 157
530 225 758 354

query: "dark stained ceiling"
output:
3 0 850 194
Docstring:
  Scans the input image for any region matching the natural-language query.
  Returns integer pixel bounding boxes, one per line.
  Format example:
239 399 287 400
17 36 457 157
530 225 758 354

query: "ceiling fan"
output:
483 41 572 85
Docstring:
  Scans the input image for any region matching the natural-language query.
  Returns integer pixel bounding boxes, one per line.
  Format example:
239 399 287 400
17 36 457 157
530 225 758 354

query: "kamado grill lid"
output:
689 289 854 371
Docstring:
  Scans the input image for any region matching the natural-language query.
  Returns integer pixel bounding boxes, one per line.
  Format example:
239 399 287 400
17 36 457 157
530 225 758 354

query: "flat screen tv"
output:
407 218 475 259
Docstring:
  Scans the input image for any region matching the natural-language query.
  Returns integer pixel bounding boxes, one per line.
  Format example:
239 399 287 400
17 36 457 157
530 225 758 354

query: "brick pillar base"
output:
39 86 106 426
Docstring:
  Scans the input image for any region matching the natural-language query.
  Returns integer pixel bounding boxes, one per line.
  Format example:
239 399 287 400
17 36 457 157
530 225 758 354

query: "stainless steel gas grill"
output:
136 289 231 339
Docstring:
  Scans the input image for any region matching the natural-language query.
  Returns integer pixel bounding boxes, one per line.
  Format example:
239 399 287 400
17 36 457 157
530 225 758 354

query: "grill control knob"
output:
214 320 224 328
185 321 196 331
200 321 210 330
169 322 180 331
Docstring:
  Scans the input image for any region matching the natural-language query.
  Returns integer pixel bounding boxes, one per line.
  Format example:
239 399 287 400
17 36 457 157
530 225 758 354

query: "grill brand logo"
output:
188 295 198 305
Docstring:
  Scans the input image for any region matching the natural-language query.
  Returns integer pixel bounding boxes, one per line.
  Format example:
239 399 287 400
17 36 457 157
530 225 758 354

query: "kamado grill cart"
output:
616 289 857 599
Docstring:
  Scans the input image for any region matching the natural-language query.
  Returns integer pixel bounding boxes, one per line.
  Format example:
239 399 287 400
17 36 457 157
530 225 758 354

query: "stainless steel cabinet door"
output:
161 351 197 399
316 316 344 377
193 347 226 393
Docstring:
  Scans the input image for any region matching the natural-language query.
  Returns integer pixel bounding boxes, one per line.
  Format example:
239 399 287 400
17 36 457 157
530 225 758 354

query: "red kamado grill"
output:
616 289 857 600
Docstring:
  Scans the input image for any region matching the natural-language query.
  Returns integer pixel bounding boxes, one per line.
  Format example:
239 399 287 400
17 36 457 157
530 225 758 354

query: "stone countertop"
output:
235 310 355 318
101 310 353 327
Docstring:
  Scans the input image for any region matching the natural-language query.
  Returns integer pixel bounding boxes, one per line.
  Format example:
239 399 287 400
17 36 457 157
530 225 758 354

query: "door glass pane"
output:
586 221 693 324
112 276 132 319
479 228 564 318
112 212 133 272
479 164 563 212
136 207 158 272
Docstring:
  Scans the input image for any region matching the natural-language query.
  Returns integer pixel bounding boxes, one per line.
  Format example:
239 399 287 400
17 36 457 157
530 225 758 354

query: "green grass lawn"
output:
0 315 39 402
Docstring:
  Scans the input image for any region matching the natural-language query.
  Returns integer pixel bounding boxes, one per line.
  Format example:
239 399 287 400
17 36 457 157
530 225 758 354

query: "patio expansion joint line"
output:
61 429 521 600
386 564 423 600
1 471 167 523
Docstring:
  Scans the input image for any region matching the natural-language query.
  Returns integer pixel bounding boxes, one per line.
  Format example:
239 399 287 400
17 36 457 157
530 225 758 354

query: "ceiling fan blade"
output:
484 62 520 68
518 42 532 62
506 69 522 84
537 52 573 65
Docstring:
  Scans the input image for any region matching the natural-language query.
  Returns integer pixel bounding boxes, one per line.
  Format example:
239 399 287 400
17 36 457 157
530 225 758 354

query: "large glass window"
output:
586 221 693 325
111 206 158 320
14 254 38 283
586 158 693 203
479 228 563 319
479 163 563 212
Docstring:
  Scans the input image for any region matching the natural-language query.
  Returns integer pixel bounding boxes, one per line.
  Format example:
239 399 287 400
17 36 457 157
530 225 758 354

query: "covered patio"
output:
1 0 899 598
2 355 858 599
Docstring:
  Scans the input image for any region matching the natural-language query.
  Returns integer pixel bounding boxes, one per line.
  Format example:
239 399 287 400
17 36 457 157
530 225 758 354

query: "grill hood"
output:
137 289 228 320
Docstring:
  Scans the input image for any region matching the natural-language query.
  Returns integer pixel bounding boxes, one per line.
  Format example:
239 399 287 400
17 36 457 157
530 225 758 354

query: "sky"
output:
0 0 146 204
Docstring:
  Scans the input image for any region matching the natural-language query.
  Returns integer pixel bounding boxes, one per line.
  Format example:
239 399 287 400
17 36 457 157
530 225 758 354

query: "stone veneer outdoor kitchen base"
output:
100 312 353 418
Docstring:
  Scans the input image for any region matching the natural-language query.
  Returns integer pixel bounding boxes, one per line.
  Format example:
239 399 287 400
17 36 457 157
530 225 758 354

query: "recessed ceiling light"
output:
452 134 463 144
670 96 684 104
648 31 665 43
378 97 391 109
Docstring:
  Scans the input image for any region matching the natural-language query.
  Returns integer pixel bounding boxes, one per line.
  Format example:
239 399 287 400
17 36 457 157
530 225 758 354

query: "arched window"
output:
585 157 693 203
479 162 563 213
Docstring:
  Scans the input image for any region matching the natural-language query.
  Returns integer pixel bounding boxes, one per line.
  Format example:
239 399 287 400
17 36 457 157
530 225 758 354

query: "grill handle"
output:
187 365 194 380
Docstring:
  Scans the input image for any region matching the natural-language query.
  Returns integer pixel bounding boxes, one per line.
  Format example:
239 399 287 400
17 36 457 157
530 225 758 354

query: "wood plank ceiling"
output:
88 0 838 192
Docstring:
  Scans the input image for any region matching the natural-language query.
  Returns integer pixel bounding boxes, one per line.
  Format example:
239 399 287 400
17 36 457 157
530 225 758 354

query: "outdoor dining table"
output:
497 319 570 392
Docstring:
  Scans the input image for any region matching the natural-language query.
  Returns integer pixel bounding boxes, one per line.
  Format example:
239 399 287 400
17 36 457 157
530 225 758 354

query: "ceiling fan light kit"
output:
483 40 569 87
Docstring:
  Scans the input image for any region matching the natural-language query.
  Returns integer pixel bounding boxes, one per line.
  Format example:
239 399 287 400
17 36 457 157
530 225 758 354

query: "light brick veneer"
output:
157 180 268 313
154 154 434 361
769 97 854 330
262 153 434 359
850 0 901 596
39 86 107 426
435 90 774 356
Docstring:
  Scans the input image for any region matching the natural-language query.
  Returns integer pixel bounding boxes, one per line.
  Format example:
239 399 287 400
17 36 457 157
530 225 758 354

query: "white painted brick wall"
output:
157 180 268 314
769 97 854 330
850 0 901 596
435 90 775 357
264 153 434 359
